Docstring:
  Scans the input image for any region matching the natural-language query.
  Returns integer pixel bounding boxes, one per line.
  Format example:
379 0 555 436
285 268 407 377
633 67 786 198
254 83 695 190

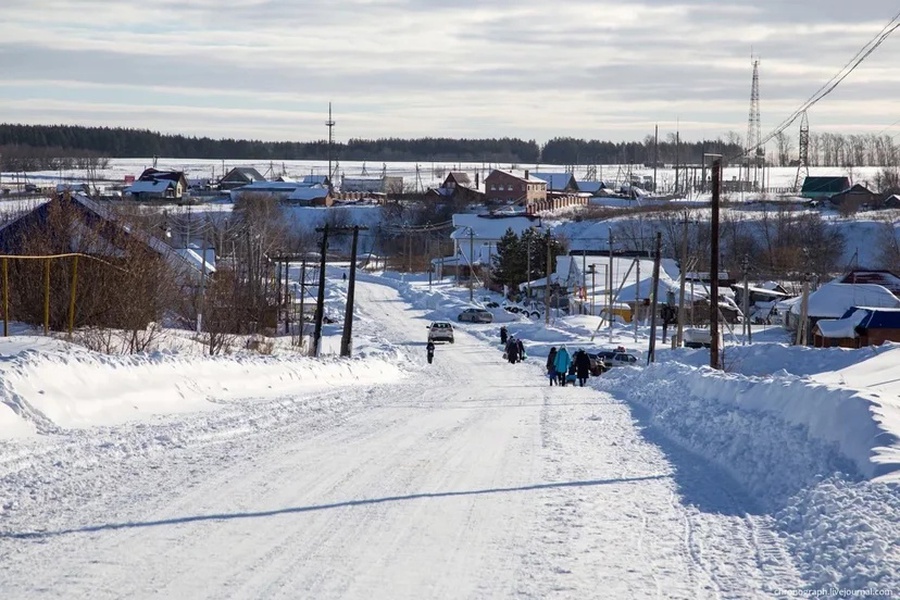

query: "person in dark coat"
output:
499 326 508 345
506 338 520 364
426 341 435 364
573 348 592 387
516 338 525 360
546 346 558 386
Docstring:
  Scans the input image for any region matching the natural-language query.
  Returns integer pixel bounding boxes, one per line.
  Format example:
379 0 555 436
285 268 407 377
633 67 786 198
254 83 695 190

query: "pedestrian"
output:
574 348 591 387
553 345 572 386
546 346 558 386
506 337 520 364
426 340 435 364
500 326 508 345
516 338 525 360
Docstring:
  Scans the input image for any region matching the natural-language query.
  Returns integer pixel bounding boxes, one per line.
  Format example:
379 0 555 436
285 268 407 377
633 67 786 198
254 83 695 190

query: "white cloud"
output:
1 0 899 143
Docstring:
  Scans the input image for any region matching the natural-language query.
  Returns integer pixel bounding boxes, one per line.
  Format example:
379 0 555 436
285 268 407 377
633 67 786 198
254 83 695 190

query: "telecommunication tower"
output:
793 111 810 192
326 102 336 184
746 57 763 189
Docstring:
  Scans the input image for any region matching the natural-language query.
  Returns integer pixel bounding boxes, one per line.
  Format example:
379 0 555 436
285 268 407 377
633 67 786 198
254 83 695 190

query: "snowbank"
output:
0 340 406 437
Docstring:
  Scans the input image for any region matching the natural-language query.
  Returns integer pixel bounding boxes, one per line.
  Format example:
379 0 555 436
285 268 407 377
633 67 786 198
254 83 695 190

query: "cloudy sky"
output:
1 0 899 144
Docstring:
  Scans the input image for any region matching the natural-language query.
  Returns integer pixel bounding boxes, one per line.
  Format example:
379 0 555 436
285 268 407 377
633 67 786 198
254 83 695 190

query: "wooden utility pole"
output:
468 228 475 303
299 259 306 345
647 232 662 364
710 157 722 370
312 225 329 357
742 254 751 344
67 255 78 336
633 256 641 343
340 226 362 357
43 258 51 335
675 215 689 348
544 232 552 325
2 257 7 337
608 230 614 343
796 277 810 346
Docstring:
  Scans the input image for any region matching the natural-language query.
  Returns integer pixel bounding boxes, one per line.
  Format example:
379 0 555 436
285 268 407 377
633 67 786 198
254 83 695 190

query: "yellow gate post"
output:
2 257 8 337
43 258 51 335
68 255 78 336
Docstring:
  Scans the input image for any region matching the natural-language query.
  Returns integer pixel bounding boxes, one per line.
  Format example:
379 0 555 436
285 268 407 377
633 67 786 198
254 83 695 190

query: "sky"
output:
1 0 900 144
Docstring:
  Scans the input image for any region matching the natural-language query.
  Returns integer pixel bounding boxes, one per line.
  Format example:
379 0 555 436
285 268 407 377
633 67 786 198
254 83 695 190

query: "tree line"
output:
2 123 899 171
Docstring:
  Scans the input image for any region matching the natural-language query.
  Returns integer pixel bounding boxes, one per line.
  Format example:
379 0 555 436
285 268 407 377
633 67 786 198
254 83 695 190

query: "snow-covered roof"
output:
232 181 304 193
127 180 175 194
790 283 900 318
450 213 542 241
531 172 575 191
175 247 216 274
815 309 867 338
491 169 548 184
743 285 788 297
287 186 330 202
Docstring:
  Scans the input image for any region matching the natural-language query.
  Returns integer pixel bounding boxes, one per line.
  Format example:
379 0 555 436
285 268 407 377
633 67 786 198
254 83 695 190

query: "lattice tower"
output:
793 111 810 192
746 58 763 186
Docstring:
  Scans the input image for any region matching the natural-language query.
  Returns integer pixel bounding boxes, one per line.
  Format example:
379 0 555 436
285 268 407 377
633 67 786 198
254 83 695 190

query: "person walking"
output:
426 340 435 364
500 326 508 345
574 348 591 387
506 337 520 364
516 338 525 361
546 346 558 386
553 345 572 386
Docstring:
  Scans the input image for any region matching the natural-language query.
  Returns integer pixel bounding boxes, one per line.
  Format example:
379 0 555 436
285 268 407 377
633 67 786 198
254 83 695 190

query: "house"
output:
575 181 614 197
126 179 180 201
828 183 880 211
483 169 547 213
230 181 308 202
431 171 485 203
434 213 542 280
788 282 900 340
134 168 187 200
300 174 332 188
813 307 900 348
800 176 851 200
0 193 212 329
532 172 579 193
285 186 333 207
837 269 900 296
341 176 404 194
218 167 266 191
883 194 900 209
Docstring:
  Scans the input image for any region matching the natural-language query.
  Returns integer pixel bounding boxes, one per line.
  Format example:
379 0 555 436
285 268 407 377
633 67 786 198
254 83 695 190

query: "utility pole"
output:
633 256 641 343
340 226 362 357
526 233 532 300
197 228 208 334
653 123 659 193
796 276 810 346
710 156 722 370
676 214 689 348
299 259 306 346
544 232 552 326
581 249 587 315
608 230 614 343
647 232 662 364
742 254 751 344
313 224 329 357
469 227 475 303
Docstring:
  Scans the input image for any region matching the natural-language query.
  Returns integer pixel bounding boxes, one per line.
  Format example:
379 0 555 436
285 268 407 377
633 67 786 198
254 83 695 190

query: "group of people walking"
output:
500 326 526 364
546 345 592 387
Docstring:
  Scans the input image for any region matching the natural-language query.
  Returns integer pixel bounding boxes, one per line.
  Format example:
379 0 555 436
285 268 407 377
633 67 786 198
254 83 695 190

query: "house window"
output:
507 184 513 191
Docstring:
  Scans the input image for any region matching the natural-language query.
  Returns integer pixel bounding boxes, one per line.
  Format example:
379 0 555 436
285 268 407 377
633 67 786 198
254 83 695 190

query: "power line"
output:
735 8 900 161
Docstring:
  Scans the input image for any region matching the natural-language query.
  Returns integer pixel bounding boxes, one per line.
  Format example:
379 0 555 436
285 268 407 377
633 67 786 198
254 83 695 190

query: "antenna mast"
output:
746 56 763 191
326 102 336 185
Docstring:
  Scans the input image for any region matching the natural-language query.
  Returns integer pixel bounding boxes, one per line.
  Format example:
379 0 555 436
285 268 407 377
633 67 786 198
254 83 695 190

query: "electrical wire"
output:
737 8 900 161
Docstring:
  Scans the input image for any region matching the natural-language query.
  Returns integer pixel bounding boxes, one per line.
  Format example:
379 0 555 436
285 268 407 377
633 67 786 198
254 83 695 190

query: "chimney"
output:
524 169 530 179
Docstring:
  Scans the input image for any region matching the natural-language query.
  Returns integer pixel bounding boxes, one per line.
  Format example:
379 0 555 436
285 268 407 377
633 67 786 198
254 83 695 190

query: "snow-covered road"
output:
0 279 804 598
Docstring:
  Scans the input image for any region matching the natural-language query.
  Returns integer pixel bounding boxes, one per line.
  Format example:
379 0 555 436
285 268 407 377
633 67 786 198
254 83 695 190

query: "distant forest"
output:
1 123 896 171
0 123 746 172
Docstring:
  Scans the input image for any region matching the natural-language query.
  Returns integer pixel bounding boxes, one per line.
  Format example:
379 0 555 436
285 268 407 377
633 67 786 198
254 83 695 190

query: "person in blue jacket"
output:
553 345 572 386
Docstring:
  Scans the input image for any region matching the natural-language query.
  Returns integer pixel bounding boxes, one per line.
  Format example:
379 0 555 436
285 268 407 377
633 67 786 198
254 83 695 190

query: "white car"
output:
427 321 455 343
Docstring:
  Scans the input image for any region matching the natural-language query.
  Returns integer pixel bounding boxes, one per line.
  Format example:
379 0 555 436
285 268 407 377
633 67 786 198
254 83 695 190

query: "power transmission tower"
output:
793 111 810 192
326 102 336 184
746 56 763 190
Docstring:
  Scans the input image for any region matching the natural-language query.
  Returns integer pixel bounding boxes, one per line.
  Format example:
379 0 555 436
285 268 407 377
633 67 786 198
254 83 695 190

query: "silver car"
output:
427 321 455 343
457 308 493 323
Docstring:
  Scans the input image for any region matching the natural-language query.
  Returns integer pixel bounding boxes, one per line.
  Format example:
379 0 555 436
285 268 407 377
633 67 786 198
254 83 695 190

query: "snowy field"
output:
0 267 897 598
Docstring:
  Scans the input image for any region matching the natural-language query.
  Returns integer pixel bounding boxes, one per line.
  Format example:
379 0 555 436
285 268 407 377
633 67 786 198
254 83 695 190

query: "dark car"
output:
457 308 493 323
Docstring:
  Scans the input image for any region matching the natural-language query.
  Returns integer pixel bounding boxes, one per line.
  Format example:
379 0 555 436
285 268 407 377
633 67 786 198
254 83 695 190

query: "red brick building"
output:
484 169 547 213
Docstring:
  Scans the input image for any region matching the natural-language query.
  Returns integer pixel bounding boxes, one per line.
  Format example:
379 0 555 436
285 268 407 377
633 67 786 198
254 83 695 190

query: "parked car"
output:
586 353 611 376
427 321 455 343
682 328 723 349
590 348 639 368
457 308 493 323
